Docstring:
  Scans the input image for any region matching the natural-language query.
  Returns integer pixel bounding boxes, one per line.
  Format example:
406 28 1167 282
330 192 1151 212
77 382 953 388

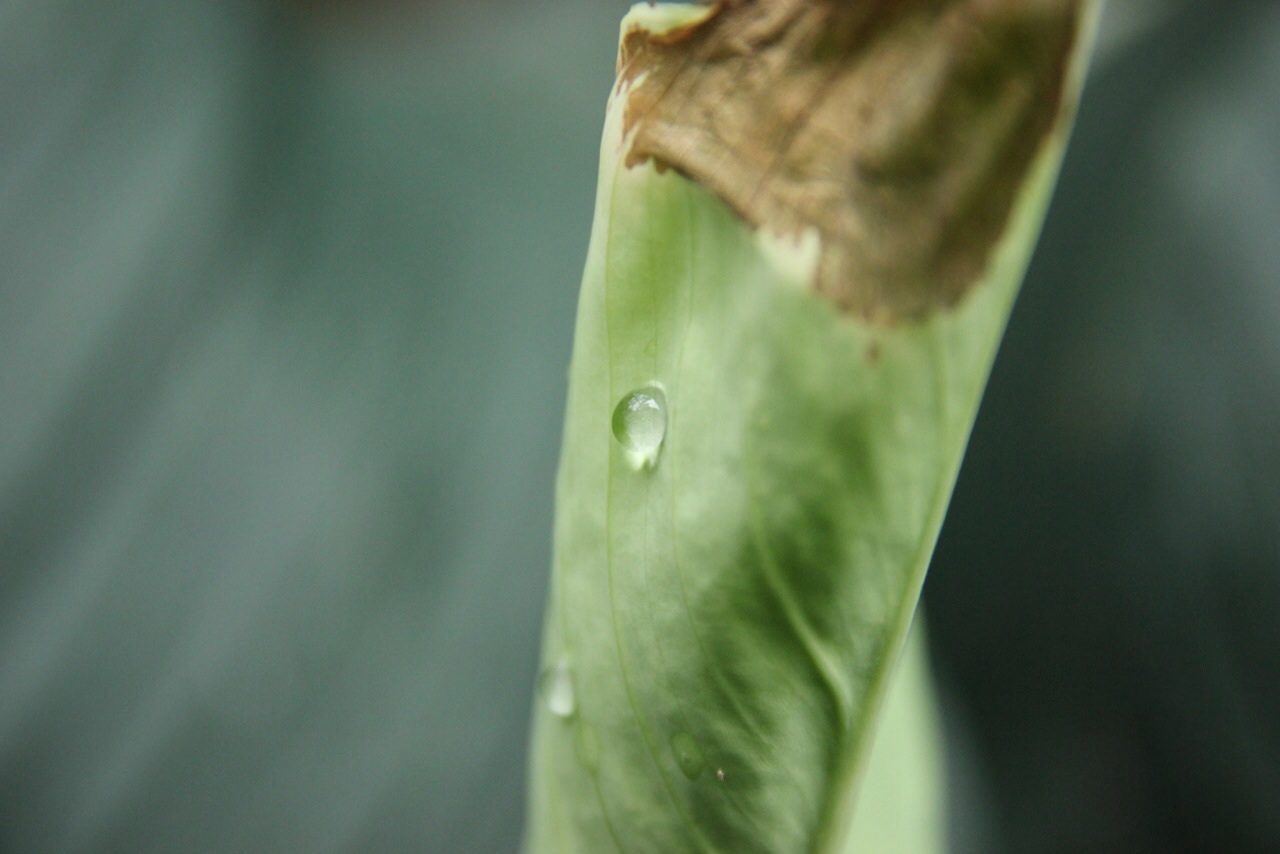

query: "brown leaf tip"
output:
619 0 1084 322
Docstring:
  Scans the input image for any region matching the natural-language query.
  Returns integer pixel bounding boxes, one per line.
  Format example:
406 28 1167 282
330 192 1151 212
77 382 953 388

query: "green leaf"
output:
842 621 945 853
527 3 1095 851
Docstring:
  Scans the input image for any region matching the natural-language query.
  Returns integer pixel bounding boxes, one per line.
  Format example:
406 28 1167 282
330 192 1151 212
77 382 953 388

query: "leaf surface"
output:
527 3 1095 851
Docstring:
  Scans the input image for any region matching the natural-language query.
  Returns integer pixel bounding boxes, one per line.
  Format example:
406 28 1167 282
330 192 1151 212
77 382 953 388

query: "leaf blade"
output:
527 3 1097 851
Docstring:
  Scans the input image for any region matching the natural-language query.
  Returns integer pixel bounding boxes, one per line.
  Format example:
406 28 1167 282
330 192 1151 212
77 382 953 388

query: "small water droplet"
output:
670 731 706 780
612 385 667 470
716 768 725 782
576 720 601 774
540 659 575 719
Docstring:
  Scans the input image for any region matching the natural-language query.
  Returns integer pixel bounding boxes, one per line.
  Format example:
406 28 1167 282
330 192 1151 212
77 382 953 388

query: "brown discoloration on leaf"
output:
619 0 1082 322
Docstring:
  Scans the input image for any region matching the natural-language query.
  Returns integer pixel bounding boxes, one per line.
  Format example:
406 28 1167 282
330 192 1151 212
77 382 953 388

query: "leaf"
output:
842 622 946 853
617 0 1087 322
526 3 1095 851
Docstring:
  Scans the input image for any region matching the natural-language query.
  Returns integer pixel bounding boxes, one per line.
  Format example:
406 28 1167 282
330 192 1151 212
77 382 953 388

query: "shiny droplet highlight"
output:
670 731 706 780
612 385 667 470
540 659 575 719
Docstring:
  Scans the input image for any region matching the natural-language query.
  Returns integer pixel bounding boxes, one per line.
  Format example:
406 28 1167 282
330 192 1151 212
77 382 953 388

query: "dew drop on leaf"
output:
611 385 667 470
669 731 706 780
540 659 576 719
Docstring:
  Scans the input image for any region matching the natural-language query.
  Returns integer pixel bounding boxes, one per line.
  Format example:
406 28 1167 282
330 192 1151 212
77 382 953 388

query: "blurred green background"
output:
0 1 1276 851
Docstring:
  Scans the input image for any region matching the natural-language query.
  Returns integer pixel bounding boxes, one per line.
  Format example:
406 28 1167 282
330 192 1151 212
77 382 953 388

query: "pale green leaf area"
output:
527 5 1092 852
843 625 945 854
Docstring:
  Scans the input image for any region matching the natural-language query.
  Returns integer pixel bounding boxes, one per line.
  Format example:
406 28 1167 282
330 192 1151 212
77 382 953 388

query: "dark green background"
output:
0 1 1276 851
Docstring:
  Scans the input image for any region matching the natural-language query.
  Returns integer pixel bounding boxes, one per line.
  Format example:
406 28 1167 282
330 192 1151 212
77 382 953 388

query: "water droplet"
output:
612 385 667 470
540 659 575 719
716 768 725 782
670 731 706 780
576 720 601 774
